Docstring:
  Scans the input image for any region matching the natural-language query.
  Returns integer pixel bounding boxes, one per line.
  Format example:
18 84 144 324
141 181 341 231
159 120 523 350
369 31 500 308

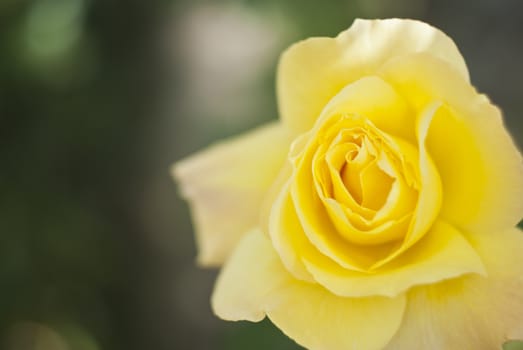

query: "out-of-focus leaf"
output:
221 319 303 350
504 340 523 350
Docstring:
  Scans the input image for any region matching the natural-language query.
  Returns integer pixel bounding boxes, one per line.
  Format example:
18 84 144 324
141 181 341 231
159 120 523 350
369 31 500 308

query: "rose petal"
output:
269 179 316 282
172 122 292 266
379 53 523 233
284 82 420 270
271 183 395 277
320 132 419 245
377 101 443 264
315 76 414 142
267 159 500 302
367 101 443 268
278 19 469 132
212 229 407 350
303 220 486 298
292 140 397 270
385 227 523 349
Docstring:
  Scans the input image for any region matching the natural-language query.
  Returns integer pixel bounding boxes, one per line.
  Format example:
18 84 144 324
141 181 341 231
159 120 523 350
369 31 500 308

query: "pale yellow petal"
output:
269 178 315 282
303 220 485 298
267 284 405 350
173 122 292 266
385 227 523 350
212 229 407 350
277 18 468 132
314 76 414 141
211 228 289 322
379 53 523 232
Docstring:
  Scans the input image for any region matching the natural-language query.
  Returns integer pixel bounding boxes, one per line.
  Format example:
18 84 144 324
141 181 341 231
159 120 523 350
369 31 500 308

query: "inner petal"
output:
323 196 413 245
323 143 375 220
340 137 373 204
321 117 420 234
359 159 395 210
290 111 427 272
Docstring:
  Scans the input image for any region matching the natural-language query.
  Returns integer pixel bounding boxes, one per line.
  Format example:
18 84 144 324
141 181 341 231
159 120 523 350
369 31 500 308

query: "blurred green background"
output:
0 0 522 349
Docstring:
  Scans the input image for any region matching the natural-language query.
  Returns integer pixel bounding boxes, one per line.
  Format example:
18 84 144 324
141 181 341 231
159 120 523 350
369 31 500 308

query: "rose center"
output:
339 135 395 211
305 114 420 246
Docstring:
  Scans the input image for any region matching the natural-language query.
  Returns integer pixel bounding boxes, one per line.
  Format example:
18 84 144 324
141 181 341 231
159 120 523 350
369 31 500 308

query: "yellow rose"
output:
174 19 523 350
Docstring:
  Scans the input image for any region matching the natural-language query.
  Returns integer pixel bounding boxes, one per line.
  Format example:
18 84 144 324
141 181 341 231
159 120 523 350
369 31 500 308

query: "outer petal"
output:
212 229 406 350
277 18 469 132
385 228 523 350
379 53 523 233
173 122 292 266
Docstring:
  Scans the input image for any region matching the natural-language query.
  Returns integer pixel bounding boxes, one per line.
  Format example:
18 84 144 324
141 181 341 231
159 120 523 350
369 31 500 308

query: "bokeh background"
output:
1 0 522 349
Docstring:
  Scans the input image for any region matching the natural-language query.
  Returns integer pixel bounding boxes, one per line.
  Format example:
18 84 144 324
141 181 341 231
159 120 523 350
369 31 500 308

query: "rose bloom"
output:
174 19 523 349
